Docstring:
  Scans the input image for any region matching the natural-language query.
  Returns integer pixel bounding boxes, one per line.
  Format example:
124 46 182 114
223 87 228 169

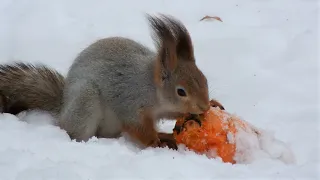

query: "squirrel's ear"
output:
158 15 195 62
175 25 195 62
163 17 195 62
154 49 176 86
158 39 178 73
147 14 178 84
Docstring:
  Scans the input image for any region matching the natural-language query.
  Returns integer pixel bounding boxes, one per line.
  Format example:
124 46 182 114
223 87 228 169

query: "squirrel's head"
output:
147 14 210 114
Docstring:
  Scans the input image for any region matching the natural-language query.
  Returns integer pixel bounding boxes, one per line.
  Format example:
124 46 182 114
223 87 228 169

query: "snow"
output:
0 0 318 179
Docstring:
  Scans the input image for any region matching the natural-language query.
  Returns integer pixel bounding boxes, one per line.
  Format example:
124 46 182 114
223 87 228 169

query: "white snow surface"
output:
0 0 319 179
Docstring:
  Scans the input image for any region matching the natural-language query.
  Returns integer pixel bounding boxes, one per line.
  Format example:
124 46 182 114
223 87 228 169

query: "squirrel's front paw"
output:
148 138 162 148
210 99 225 110
147 136 177 150
158 133 178 150
159 138 178 150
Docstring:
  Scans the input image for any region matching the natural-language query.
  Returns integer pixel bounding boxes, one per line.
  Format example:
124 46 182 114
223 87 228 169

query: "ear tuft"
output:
147 13 195 86
147 14 177 73
146 13 194 61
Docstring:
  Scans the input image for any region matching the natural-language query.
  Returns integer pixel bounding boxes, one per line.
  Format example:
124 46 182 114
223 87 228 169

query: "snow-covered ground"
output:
0 0 318 179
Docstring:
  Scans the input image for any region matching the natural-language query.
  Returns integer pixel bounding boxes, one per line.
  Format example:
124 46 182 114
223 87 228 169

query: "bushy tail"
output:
0 62 64 117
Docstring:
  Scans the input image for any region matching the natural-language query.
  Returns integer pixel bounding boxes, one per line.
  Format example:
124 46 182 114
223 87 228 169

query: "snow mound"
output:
233 120 295 164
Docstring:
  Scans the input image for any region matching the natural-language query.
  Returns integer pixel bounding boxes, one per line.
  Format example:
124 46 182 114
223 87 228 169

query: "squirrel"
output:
0 14 224 149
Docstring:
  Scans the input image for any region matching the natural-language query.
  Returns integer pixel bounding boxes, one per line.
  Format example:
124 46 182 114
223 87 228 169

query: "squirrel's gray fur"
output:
0 14 211 146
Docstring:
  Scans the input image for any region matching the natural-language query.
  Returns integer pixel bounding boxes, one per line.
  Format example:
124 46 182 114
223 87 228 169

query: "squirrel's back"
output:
68 36 156 81
64 36 159 119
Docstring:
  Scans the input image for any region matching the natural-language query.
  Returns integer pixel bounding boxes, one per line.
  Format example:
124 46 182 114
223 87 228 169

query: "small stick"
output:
200 15 223 22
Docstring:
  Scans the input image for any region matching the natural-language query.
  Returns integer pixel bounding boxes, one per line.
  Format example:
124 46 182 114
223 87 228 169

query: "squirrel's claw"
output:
157 132 178 150
210 99 225 110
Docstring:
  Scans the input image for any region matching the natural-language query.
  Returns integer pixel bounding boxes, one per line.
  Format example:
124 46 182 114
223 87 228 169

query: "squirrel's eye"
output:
176 87 187 97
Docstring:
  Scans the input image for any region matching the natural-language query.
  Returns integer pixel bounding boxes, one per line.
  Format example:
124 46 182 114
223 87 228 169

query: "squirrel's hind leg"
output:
58 81 103 142
96 107 122 139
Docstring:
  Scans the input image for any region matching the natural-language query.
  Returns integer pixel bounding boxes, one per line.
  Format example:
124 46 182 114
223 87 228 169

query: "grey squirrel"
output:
0 14 224 149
